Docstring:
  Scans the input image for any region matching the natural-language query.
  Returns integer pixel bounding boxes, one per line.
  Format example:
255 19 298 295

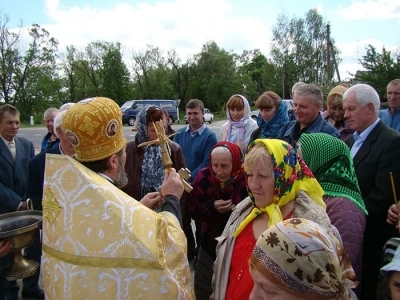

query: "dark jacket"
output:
0 136 35 214
41 132 60 152
27 146 62 210
276 113 340 148
345 120 400 299
186 168 248 259
0 136 34 270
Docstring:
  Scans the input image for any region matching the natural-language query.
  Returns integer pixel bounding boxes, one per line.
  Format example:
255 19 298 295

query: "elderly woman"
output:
249 91 289 143
218 94 258 153
249 218 358 300
187 141 248 300
299 133 367 295
123 106 186 210
211 139 339 300
322 84 353 141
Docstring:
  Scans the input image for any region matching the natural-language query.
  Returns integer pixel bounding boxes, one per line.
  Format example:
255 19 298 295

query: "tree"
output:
354 45 400 99
59 45 80 102
167 49 195 107
130 45 174 99
240 50 281 99
99 42 132 105
188 41 252 111
271 9 341 96
0 12 60 120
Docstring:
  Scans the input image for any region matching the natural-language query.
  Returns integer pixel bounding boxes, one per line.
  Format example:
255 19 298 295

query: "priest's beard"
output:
115 159 128 188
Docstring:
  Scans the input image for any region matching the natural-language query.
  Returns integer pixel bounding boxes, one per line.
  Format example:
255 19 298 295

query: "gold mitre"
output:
62 97 126 162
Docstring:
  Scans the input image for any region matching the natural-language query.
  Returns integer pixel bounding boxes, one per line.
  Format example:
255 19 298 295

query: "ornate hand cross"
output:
138 120 193 192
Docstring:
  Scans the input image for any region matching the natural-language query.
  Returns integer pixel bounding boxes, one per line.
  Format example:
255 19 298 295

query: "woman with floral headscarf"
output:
211 139 339 300
249 218 358 300
299 133 366 296
187 141 248 300
218 94 258 153
123 106 186 210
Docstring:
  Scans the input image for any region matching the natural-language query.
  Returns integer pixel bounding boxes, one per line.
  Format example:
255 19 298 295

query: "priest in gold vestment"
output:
41 97 194 299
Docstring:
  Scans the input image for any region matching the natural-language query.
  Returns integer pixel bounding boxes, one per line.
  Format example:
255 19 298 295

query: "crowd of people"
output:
0 79 399 299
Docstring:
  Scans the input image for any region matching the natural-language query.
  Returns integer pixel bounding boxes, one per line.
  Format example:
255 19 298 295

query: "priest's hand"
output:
140 192 163 209
161 168 184 199
387 204 399 225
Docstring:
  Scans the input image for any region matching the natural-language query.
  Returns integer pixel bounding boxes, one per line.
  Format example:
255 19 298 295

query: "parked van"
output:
121 100 180 126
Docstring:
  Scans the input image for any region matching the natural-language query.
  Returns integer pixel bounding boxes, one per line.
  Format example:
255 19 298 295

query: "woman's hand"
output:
0 240 11 257
140 192 163 209
214 200 235 214
387 204 400 225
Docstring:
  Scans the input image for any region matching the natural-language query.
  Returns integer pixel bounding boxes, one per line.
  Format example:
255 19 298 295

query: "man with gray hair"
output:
343 83 400 300
379 79 400 131
28 109 75 210
41 107 60 152
277 83 339 148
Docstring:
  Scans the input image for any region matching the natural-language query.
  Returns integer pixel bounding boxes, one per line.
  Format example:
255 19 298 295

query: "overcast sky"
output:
2 0 400 81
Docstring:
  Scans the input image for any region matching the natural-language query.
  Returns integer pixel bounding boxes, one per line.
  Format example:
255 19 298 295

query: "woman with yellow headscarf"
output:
211 139 340 300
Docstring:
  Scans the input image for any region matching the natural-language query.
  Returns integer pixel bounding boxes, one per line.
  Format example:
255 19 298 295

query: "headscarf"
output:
222 94 252 150
209 141 244 193
136 106 164 198
233 139 325 237
257 100 289 138
250 218 358 300
299 133 367 214
327 84 348 106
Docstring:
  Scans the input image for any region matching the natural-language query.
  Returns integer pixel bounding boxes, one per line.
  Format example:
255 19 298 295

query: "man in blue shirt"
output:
277 83 339 149
174 99 217 262
379 79 400 131
40 107 60 152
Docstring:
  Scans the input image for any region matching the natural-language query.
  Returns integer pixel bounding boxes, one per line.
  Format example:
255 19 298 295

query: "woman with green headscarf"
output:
211 139 339 300
299 132 367 296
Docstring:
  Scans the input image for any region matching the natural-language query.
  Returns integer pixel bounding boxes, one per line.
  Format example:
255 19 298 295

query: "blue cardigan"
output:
174 126 217 182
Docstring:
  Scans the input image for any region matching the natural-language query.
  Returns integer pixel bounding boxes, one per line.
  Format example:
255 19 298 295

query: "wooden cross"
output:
138 120 193 193
178 168 193 193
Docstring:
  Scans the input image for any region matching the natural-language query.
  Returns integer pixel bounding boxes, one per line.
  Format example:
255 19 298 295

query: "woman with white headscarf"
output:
218 94 258 153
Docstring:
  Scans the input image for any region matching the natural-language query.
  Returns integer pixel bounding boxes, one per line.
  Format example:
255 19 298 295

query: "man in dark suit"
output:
0 104 43 299
343 84 400 300
28 110 75 210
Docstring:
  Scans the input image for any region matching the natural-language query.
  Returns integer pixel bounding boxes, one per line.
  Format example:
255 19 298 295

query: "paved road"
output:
18 121 225 152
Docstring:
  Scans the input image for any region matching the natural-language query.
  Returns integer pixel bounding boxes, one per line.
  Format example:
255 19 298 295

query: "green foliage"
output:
271 9 341 97
99 43 132 105
354 45 400 99
240 50 281 99
0 13 61 120
187 41 257 111
1 9 370 120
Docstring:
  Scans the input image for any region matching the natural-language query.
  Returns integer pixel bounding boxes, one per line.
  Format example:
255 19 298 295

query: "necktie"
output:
8 142 16 160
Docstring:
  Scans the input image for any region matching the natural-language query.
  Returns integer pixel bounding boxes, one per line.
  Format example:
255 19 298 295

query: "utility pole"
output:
326 24 331 81
326 23 341 82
